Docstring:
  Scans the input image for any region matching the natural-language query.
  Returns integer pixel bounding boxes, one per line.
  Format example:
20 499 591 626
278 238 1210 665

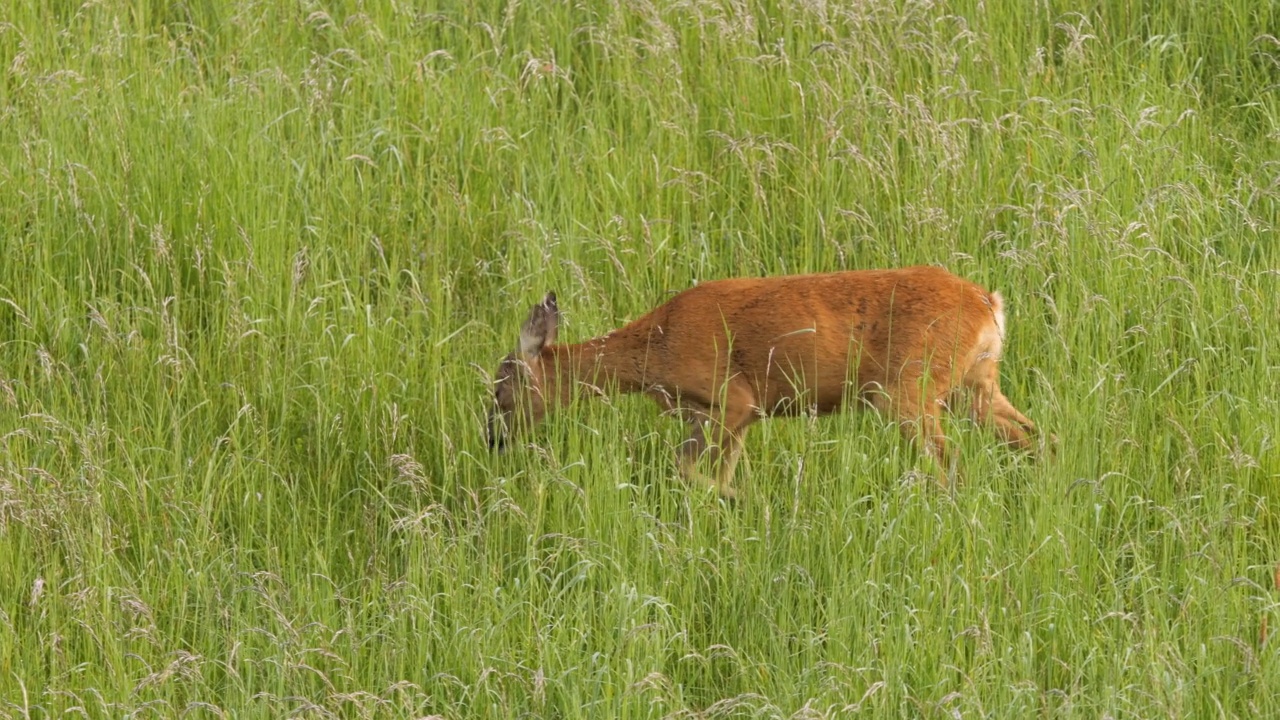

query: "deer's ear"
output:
518 292 559 358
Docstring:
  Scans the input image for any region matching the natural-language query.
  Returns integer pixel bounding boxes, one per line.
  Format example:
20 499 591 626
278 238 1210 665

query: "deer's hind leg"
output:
904 397 955 486
963 357 1038 451
867 379 955 485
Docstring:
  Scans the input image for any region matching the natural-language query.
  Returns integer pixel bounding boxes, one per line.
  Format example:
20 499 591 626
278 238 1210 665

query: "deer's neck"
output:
540 330 647 405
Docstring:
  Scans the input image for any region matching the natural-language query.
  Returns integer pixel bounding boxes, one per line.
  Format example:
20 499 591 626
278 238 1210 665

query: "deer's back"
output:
619 266 1000 414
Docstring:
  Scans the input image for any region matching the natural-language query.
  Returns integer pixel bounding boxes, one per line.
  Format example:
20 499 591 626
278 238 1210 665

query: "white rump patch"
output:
976 291 1006 362
989 291 1006 338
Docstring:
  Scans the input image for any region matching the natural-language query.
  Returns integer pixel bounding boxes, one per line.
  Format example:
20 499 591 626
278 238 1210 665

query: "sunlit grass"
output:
0 0 1277 717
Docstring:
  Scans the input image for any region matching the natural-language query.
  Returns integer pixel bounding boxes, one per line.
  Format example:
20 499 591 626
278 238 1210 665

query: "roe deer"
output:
487 266 1043 498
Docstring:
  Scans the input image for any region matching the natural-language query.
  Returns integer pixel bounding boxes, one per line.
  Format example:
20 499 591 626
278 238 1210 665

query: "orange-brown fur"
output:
489 266 1041 497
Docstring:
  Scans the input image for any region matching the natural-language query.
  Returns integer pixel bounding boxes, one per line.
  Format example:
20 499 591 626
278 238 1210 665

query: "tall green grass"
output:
0 0 1276 716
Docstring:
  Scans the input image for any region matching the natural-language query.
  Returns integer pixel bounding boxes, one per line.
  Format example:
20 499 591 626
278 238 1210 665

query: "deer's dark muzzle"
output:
486 414 506 453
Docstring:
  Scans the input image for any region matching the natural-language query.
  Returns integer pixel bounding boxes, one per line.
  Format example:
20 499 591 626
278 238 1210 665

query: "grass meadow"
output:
1 0 1278 717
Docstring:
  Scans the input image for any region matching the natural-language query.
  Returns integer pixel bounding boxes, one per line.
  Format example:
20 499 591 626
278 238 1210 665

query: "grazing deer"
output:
488 266 1043 498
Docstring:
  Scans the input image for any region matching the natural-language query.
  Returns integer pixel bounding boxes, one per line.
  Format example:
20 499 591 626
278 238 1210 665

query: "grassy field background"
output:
1 0 1278 717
